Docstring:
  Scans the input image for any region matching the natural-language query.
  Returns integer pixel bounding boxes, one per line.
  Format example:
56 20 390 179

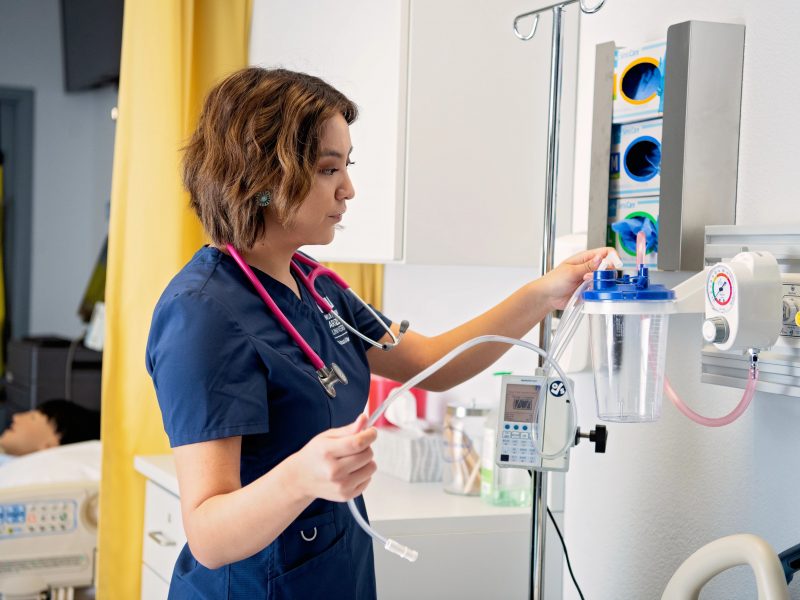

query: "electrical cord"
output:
64 335 84 400
547 505 585 600
527 468 586 599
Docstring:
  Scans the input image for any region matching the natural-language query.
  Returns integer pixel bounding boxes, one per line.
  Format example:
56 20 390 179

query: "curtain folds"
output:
97 2 251 598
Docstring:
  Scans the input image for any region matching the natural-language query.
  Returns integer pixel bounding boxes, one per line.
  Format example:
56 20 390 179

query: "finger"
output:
349 476 373 499
327 427 377 457
337 460 377 498
580 254 603 275
335 447 375 476
561 249 598 266
327 414 367 438
348 460 378 487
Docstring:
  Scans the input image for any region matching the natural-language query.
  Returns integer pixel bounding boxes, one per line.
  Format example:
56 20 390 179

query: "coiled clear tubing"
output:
348 301 585 561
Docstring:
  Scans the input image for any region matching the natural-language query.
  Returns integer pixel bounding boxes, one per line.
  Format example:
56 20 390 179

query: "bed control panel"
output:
0 500 77 539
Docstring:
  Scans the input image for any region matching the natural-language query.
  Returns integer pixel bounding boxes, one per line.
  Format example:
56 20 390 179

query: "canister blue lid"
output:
583 266 675 301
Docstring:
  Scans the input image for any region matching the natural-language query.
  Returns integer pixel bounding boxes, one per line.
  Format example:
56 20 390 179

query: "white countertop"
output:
133 454 530 526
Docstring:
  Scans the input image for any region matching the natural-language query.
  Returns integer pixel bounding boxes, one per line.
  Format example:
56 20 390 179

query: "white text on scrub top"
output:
321 296 350 346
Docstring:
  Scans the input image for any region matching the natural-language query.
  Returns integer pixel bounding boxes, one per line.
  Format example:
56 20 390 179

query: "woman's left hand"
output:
536 247 615 310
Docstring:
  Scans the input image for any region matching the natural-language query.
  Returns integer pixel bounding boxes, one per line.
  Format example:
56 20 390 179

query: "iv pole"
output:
512 1 606 598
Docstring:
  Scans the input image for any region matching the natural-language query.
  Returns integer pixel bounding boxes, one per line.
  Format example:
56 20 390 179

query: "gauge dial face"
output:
707 265 734 312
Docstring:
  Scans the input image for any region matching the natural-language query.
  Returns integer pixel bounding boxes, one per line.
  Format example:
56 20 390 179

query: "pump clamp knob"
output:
574 425 609 454
702 317 730 344
589 425 608 453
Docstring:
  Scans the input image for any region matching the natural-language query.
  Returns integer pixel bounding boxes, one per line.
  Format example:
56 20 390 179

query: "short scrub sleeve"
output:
345 294 393 347
146 291 268 447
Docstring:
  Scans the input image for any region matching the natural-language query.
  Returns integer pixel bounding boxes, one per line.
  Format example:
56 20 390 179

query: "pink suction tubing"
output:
635 229 758 427
664 368 759 427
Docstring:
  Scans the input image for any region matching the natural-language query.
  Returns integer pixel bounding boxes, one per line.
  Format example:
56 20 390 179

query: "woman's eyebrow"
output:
319 147 353 159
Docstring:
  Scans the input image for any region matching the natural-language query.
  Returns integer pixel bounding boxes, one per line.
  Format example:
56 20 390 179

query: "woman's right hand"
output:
290 414 378 502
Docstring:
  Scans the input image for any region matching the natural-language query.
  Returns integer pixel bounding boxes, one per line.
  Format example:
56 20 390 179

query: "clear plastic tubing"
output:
548 279 590 368
664 363 759 427
348 334 576 562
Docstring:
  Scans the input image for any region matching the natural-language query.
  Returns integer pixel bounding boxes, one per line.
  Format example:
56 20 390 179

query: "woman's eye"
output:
320 168 338 175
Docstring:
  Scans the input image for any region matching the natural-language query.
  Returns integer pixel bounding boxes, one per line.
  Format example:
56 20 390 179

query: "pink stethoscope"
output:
226 244 409 398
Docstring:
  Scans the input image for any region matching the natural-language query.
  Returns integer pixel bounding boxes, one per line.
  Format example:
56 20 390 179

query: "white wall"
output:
565 2 800 599
384 1 800 599
0 0 115 338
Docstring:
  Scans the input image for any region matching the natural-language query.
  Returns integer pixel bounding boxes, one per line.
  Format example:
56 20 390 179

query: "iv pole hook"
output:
513 0 606 41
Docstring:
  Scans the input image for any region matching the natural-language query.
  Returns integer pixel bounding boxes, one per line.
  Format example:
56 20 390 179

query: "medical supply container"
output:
442 402 490 495
612 40 666 124
583 267 675 422
480 406 532 507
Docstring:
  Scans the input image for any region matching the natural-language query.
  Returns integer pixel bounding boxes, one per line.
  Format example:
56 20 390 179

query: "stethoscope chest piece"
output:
317 362 348 398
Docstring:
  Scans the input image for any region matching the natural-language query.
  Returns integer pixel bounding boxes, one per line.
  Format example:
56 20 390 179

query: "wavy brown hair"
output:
182 67 358 249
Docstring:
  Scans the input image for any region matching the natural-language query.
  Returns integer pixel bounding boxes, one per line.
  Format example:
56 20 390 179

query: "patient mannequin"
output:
0 399 101 457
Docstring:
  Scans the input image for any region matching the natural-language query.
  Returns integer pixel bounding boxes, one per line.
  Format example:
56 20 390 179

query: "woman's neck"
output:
220 238 301 296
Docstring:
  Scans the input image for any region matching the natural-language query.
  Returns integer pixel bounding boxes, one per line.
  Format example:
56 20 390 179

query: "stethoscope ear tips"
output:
380 320 411 351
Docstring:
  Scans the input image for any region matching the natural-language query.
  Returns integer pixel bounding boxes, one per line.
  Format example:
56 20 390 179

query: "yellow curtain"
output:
97 2 251 599
324 262 384 310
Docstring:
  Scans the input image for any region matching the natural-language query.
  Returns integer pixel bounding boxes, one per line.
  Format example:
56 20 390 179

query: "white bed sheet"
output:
0 440 101 488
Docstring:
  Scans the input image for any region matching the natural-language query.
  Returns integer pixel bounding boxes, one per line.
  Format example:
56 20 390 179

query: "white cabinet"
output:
141 564 169 600
135 455 534 598
249 1 579 267
249 0 408 263
135 458 187 599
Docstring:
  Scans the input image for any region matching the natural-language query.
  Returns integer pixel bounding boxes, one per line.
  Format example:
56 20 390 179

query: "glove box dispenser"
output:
587 20 745 272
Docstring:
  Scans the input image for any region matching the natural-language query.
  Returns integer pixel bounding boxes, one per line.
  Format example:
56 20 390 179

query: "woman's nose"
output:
339 170 355 201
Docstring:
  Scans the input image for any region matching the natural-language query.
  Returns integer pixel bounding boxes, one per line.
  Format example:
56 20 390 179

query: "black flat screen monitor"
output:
61 0 124 92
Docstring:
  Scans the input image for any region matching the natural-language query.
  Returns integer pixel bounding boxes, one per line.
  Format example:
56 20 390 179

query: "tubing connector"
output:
385 539 419 562
748 348 760 378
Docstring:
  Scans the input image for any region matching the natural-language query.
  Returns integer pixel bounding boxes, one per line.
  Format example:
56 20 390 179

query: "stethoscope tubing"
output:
226 244 327 371
226 245 403 375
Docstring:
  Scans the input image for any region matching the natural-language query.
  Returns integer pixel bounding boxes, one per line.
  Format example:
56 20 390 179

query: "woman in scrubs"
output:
146 67 611 599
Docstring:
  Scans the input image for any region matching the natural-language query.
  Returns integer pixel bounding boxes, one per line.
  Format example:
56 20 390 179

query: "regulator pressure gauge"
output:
707 265 734 312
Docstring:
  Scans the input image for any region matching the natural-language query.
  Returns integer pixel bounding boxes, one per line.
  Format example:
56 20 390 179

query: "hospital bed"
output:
0 442 101 600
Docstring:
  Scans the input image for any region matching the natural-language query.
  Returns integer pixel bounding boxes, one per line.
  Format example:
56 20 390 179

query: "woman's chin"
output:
306 233 336 247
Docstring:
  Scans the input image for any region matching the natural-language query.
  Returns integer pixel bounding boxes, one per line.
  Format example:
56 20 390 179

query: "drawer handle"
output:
300 527 317 542
148 530 177 547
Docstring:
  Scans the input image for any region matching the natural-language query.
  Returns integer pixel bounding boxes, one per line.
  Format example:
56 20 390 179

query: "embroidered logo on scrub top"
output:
320 296 351 346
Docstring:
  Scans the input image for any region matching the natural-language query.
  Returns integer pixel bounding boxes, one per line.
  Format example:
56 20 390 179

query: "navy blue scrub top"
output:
146 246 391 599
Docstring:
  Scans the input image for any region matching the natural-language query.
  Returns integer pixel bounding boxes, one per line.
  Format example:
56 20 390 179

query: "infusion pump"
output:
496 373 573 472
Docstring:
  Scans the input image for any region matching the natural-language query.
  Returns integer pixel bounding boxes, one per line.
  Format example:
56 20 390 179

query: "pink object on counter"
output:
368 376 427 428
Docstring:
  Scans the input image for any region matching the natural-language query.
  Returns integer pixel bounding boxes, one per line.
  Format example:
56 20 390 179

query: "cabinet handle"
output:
148 530 176 547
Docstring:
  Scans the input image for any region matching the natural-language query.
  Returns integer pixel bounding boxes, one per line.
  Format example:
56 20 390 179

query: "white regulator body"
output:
702 252 783 352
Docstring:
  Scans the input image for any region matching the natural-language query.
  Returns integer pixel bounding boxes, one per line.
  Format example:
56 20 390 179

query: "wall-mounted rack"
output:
702 225 800 398
588 20 746 272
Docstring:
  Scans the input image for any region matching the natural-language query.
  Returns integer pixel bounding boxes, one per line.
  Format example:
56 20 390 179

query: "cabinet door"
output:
403 0 579 267
249 0 408 263
141 564 170 600
142 480 186 582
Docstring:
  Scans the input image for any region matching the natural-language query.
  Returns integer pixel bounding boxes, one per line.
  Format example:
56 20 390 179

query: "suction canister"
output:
583 266 675 422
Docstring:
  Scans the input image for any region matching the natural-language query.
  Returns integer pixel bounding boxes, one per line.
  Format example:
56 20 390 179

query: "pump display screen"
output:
504 384 540 422
514 398 532 410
